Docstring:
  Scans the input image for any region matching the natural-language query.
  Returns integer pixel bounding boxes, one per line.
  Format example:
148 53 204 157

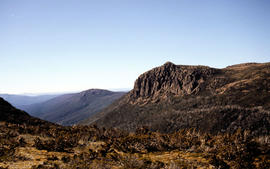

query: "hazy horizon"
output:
0 87 131 95
1 0 269 94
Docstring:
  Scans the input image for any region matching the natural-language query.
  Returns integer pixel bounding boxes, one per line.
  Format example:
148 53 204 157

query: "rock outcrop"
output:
86 62 270 135
129 62 218 102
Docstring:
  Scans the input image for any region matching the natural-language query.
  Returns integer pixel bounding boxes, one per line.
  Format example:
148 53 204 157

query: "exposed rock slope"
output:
86 62 270 135
129 62 218 103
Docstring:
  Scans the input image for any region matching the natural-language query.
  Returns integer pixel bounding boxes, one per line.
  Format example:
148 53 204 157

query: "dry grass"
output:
0 122 269 169
0 147 71 169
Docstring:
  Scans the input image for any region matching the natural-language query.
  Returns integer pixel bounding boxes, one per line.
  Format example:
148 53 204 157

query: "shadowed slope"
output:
0 97 56 127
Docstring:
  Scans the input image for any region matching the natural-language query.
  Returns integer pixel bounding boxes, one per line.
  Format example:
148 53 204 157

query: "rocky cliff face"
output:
88 62 270 135
129 62 218 102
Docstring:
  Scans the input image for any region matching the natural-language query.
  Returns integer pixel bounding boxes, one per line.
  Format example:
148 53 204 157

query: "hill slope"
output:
85 62 270 135
0 97 56 127
1 96 269 168
23 89 126 125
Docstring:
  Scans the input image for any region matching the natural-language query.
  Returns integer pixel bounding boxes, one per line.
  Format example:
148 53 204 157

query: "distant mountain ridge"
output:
0 97 56 127
0 94 59 108
84 62 270 136
22 89 126 125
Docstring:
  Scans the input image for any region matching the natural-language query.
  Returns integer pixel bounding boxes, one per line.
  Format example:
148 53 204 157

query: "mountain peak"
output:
81 89 113 96
163 61 175 67
129 63 218 103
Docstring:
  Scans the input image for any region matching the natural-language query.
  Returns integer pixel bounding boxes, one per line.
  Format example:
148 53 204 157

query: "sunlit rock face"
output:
129 61 218 103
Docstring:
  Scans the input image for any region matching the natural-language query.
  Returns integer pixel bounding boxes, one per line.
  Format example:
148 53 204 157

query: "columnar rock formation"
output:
85 62 270 135
129 62 218 102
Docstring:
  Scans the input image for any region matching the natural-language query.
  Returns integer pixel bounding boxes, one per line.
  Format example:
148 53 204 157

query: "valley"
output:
0 62 269 168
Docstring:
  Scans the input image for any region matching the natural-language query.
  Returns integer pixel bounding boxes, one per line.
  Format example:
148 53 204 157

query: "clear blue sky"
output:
0 0 269 94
